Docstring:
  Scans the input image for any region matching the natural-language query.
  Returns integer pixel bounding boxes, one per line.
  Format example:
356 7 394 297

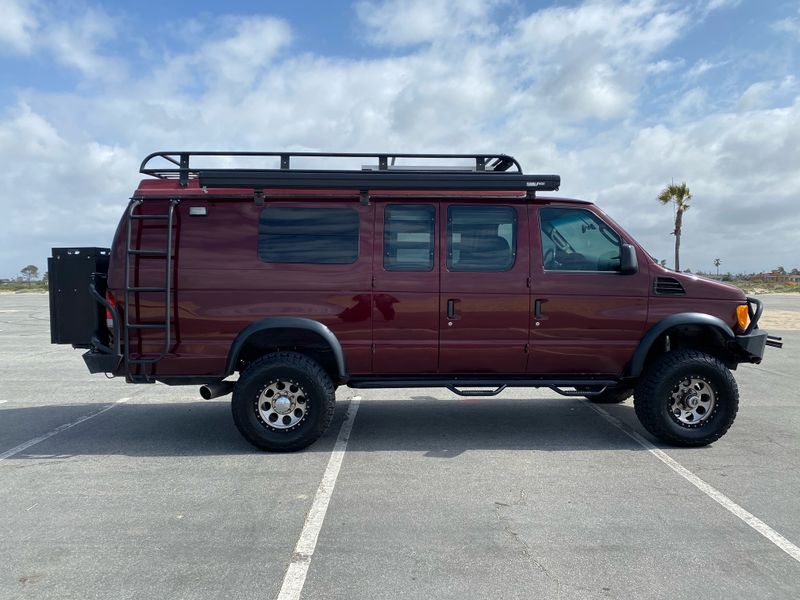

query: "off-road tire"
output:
634 350 738 447
232 352 336 452
581 386 633 404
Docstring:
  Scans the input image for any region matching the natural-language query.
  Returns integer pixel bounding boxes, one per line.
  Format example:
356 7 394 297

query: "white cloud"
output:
504 0 691 119
705 0 742 11
0 2 123 80
737 81 774 111
647 59 684 74
668 87 709 120
356 0 502 46
773 14 800 38
736 76 798 111
196 16 292 85
0 103 66 157
0 0 38 54
685 58 728 79
44 7 124 81
511 1 689 56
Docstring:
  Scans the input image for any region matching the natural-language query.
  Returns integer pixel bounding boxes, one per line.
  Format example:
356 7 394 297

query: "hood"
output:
651 265 746 301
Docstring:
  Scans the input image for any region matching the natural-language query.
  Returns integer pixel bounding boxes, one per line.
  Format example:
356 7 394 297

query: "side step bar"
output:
349 378 618 398
447 385 507 397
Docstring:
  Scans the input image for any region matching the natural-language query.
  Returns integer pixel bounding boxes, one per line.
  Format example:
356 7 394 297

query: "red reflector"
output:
106 290 116 329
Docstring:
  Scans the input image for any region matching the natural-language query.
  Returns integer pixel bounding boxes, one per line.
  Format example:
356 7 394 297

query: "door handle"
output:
447 299 457 319
534 299 544 320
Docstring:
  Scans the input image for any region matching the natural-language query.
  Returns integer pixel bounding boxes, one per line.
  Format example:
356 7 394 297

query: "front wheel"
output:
232 352 336 452
634 350 739 447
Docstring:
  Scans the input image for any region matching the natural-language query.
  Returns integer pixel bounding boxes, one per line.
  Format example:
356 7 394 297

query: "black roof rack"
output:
139 151 560 194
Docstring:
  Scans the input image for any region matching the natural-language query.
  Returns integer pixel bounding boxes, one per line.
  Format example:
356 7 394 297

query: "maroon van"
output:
48 151 782 451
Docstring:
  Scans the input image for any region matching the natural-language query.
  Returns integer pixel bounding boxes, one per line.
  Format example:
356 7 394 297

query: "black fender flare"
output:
224 317 348 381
628 313 735 377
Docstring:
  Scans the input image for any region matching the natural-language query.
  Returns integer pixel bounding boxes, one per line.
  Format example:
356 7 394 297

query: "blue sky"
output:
1 0 799 278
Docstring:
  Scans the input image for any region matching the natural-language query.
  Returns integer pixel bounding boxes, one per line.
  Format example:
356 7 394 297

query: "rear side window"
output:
540 208 621 272
447 206 516 272
384 205 435 271
259 207 359 264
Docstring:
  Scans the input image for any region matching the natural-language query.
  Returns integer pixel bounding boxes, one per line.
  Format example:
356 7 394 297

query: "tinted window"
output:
384 205 435 271
540 208 621 272
447 206 516 272
259 207 359 264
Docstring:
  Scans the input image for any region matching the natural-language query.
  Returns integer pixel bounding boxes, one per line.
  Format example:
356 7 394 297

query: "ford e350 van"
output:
48 151 782 451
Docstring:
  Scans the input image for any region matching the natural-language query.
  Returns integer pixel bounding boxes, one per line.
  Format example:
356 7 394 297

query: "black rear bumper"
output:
83 349 122 374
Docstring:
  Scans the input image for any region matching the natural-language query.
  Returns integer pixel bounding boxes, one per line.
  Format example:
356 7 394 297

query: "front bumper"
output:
734 329 767 363
734 297 783 364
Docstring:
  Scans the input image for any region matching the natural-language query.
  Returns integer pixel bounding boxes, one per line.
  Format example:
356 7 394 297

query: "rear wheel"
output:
634 350 738 447
232 352 336 452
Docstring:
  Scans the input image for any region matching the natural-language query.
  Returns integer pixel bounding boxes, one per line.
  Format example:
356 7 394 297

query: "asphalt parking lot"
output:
1 294 798 600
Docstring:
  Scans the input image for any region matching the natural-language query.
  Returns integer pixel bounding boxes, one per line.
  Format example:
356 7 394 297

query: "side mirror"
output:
620 244 638 275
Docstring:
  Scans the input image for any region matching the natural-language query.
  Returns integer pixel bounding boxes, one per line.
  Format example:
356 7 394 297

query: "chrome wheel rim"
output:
256 380 308 430
669 376 717 427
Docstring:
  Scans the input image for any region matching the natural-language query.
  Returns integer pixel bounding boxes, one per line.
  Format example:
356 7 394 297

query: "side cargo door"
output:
372 201 439 373
438 202 530 374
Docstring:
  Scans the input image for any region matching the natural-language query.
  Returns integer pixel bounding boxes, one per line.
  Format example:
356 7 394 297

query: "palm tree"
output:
714 258 721 276
657 182 692 271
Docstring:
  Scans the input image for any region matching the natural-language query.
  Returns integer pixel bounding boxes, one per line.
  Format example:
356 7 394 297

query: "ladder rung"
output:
131 214 170 220
127 323 167 330
128 249 168 256
127 286 167 292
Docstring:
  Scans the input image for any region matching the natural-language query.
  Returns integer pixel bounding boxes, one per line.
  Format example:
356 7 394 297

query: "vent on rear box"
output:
654 276 686 295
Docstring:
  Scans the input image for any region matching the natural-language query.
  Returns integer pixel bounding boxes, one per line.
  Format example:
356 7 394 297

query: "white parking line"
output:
0 398 129 462
276 397 361 600
587 402 800 564
0 400 7 404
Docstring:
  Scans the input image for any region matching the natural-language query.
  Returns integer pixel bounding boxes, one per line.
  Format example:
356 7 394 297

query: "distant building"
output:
756 271 800 283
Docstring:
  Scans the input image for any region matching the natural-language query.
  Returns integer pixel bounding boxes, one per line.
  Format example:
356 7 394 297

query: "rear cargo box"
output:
48 247 110 346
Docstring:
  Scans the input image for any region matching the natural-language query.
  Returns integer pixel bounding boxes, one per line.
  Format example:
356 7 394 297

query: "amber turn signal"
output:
736 305 750 331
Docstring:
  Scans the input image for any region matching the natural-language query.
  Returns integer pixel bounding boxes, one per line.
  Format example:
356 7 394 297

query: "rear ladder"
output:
124 198 179 379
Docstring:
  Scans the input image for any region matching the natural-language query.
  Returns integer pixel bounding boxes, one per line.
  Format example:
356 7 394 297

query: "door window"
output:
447 206 516 272
384 205 435 271
540 208 621 272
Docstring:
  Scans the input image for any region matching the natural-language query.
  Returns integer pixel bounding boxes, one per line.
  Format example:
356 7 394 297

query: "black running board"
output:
347 377 618 397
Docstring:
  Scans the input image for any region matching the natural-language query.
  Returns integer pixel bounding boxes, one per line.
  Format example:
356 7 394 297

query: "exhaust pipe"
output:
200 380 234 400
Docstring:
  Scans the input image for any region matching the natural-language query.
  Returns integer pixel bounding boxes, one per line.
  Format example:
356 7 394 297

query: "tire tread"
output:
233 351 336 452
634 349 738 447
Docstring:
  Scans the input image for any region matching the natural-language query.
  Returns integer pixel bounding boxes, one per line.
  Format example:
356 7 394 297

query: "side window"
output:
540 208 621 272
447 205 516 272
384 205 435 271
258 207 359 264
